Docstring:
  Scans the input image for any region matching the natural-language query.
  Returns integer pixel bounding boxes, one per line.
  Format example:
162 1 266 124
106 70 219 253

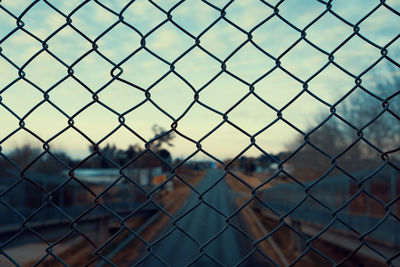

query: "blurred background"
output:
0 0 399 266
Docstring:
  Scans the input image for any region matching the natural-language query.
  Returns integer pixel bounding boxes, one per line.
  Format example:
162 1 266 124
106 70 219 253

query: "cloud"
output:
171 0 219 35
68 1 117 40
1 0 399 158
92 2 117 25
122 0 166 34
146 22 194 61
1 30 42 66
44 12 66 31
225 0 274 31
0 0 29 15
199 20 247 59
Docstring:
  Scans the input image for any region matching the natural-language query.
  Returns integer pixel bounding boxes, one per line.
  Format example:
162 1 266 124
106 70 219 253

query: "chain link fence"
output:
0 0 399 266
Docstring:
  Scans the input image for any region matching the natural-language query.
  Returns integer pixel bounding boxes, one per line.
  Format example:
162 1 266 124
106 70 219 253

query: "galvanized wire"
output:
0 0 399 266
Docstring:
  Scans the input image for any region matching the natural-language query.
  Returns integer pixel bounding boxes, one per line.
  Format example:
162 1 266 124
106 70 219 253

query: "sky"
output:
0 0 399 160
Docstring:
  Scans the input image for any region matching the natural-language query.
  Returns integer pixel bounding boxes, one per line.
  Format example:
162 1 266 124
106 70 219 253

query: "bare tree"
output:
9 145 40 169
287 71 400 180
150 124 175 150
85 125 176 169
0 145 73 175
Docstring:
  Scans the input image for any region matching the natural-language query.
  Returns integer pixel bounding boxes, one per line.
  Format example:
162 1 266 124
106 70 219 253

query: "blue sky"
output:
0 0 399 160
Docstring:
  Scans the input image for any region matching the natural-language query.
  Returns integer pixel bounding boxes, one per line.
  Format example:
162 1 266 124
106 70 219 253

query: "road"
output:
140 168 256 266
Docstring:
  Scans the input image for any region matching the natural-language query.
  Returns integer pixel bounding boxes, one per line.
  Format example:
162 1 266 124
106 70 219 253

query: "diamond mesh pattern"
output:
0 0 399 266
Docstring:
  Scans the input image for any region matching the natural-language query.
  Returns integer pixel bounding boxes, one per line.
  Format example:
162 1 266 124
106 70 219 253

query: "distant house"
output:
127 152 171 188
71 168 121 185
128 166 163 187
